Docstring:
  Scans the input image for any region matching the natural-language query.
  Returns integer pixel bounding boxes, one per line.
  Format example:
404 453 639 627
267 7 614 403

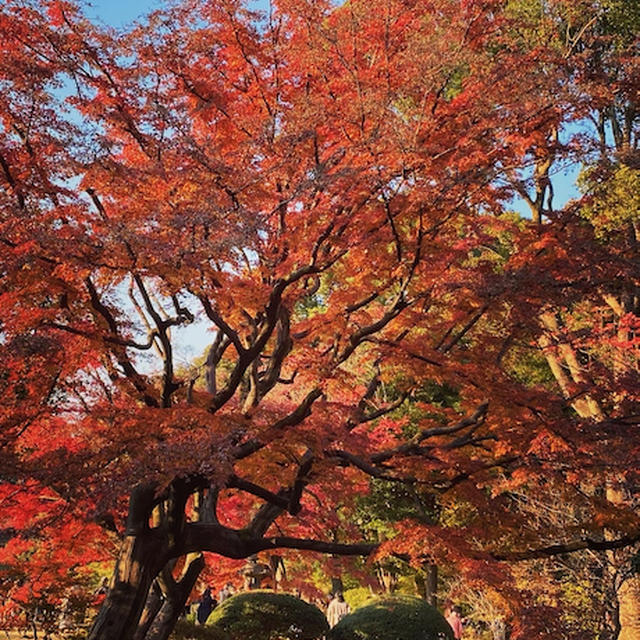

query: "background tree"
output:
498 1 640 636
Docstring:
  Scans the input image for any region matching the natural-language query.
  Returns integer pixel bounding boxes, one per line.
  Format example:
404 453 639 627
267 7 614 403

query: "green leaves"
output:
579 163 640 238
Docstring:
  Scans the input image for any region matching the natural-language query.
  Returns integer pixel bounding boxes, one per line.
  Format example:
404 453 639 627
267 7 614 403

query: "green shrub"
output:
170 619 231 640
328 595 454 640
343 587 373 611
208 590 329 640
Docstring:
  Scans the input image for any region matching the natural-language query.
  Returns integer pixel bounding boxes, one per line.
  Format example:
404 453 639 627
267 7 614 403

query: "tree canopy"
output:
0 0 639 639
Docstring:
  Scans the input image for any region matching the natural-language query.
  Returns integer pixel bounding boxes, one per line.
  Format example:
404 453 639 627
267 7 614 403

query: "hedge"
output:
328 595 454 640
208 590 329 640
169 619 231 640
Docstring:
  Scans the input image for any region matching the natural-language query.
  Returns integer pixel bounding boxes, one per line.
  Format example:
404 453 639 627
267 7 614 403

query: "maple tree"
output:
1 1 639 639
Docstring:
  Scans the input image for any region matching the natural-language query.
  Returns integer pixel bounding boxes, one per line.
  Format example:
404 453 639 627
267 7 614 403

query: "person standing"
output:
218 583 234 603
196 587 215 625
92 577 109 607
326 593 350 628
446 605 463 640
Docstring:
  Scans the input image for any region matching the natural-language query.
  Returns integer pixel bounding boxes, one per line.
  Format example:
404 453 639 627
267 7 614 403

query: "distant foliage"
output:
579 164 640 238
343 588 375 612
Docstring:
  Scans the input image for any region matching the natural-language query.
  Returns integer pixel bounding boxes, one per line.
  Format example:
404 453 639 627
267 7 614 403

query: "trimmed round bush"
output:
208 590 329 640
170 619 231 640
328 595 454 640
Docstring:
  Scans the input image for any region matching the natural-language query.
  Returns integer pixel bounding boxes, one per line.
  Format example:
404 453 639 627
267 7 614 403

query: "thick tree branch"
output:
227 475 290 511
328 448 416 483
494 531 640 561
258 307 293 398
249 536 377 556
85 277 159 407
372 402 488 463
199 296 247 357
46 322 158 350
288 449 313 516
234 388 323 459
133 274 178 407
339 291 409 362
247 495 290 538
178 521 376 558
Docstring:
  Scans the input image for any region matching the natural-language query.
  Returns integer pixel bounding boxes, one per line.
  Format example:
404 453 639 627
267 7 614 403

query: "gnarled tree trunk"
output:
144 553 205 640
88 533 168 640
88 485 170 640
133 582 163 640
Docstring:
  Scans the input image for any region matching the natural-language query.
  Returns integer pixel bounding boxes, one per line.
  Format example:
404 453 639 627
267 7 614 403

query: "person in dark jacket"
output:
196 587 216 625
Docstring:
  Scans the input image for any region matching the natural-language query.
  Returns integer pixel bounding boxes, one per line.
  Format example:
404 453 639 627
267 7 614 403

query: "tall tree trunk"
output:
144 554 205 640
133 582 163 640
414 563 437 607
88 485 170 640
424 564 438 607
87 533 167 640
540 314 640 640
617 574 640 640
330 577 344 596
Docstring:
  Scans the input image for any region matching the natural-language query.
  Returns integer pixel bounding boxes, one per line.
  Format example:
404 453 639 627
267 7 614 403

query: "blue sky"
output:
84 0 161 26
85 0 270 26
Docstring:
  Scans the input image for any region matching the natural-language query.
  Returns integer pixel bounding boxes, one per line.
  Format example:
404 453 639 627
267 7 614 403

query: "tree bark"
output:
330 577 344 596
133 582 163 640
617 574 640 640
424 564 437 607
87 532 168 640
87 470 375 640
144 554 205 640
413 564 437 605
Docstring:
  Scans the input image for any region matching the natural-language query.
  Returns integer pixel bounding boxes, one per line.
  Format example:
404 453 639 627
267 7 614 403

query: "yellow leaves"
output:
493 440 513 457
